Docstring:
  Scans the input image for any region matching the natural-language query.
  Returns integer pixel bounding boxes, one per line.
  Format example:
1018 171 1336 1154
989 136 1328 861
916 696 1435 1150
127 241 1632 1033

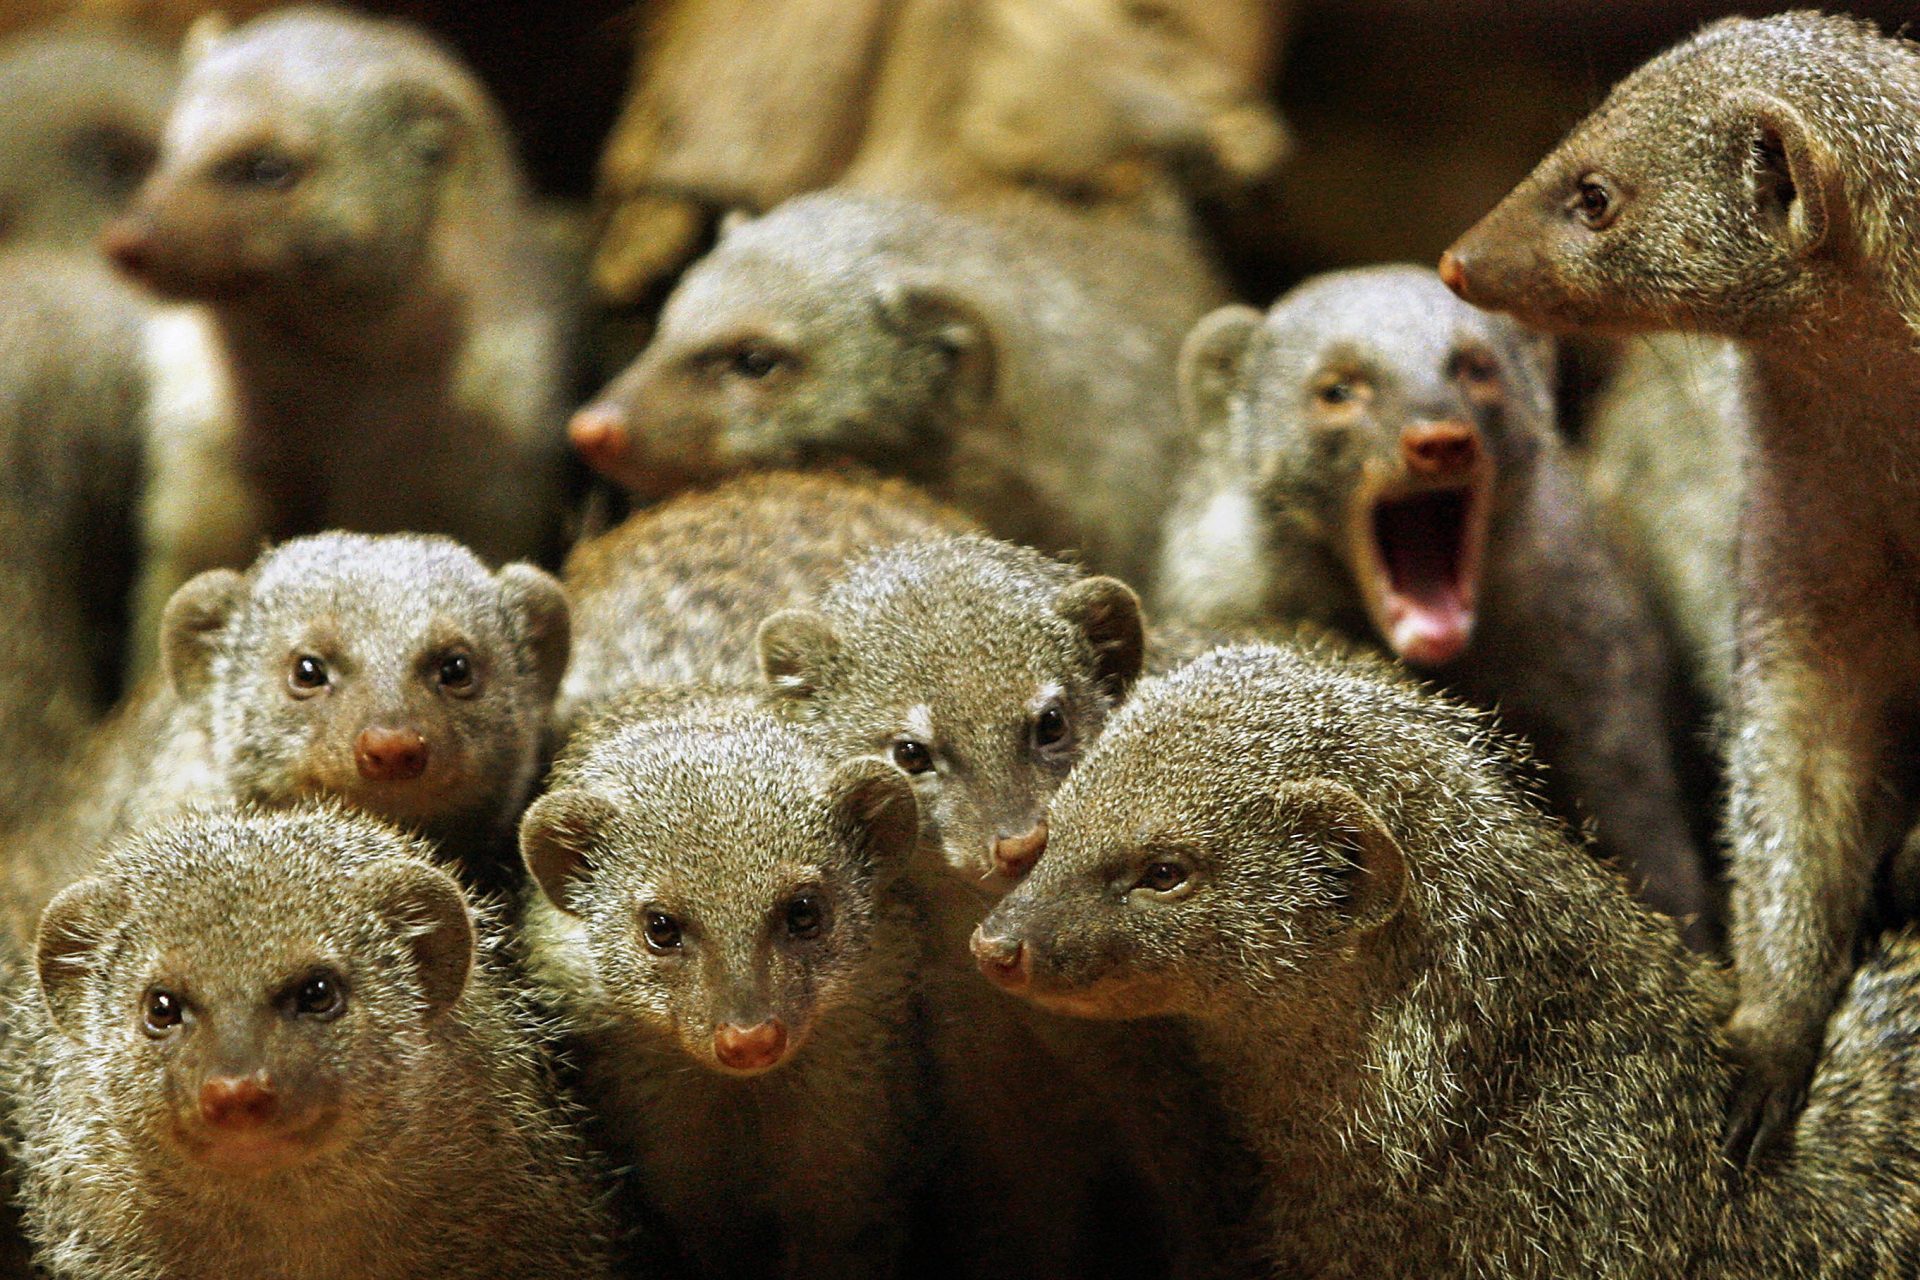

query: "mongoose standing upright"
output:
4 531 569 928
103 6 573 671
1154 264 1710 941
975 643 1920 1279
5 803 616 1280
568 189 1225 582
521 687 930 1280
1440 10 1920 1161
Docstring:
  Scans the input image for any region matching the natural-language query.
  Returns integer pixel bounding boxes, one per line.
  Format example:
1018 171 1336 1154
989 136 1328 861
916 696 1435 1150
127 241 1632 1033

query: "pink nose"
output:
1437 249 1468 298
1401 421 1479 476
198 1072 277 1129
991 821 1048 880
354 727 429 782
101 218 156 277
713 1020 789 1072
970 927 1031 991
567 402 631 469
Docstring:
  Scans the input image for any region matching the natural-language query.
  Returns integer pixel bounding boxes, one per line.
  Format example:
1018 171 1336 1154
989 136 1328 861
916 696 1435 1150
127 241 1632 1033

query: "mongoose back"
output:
1154 264 1710 940
5 803 615 1280
1441 10 1920 1161
568 189 1225 582
521 686 929 1279
103 6 573 668
976 643 1920 1278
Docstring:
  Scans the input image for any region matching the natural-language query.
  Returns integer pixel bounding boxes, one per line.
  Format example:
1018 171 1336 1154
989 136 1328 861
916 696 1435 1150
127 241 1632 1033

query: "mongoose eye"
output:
1312 375 1371 412
1134 861 1189 894
642 910 684 954
289 972 348 1020
784 894 825 940
1570 176 1617 230
288 654 330 696
436 652 476 694
142 987 186 1037
1031 704 1072 751
729 345 785 380
1450 351 1502 388
890 738 935 775
214 148 302 192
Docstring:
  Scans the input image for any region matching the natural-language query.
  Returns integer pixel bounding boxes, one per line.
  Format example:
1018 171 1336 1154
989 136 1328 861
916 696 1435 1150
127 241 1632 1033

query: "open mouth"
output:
1361 483 1485 669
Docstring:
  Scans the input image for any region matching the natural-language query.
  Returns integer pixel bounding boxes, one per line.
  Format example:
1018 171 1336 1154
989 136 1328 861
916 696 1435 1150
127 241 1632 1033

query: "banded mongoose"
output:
1440 10 1920 1162
5 803 616 1280
521 686 929 1280
0 27 173 249
1153 264 1710 942
975 643 1920 1279
567 189 1225 582
103 6 573 671
558 469 975 726
5 531 569 928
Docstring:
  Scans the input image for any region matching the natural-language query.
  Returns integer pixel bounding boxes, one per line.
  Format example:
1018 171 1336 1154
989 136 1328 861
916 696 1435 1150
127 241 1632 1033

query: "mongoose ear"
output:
36 877 131 1042
521 789 620 917
359 860 474 1020
1178 305 1264 436
717 208 755 238
757 609 841 706
829 757 920 868
1272 779 1408 935
498 564 572 705
1057 576 1145 699
1735 92 1836 256
161 568 246 698
874 280 998 411
182 12 230 66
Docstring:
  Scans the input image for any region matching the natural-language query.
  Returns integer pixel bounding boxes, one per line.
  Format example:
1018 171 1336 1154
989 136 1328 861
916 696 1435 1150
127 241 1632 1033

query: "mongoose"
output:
1153 264 1711 942
568 189 1226 582
0 27 173 250
521 686 929 1279
559 469 975 726
5 803 616 1280
5 531 569 926
1439 10 1920 1161
974 643 1920 1278
103 6 573 672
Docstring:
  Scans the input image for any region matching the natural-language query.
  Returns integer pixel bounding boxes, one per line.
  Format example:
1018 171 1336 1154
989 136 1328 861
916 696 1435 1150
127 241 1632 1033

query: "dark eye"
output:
1032 704 1071 750
216 149 301 191
1571 176 1615 229
1451 352 1501 386
1135 861 1188 894
436 652 474 692
890 738 935 775
291 973 346 1020
289 654 329 695
643 910 683 953
730 346 784 379
1124 0 1178 31
1314 376 1369 410
142 987 185 1037
785 894 824 940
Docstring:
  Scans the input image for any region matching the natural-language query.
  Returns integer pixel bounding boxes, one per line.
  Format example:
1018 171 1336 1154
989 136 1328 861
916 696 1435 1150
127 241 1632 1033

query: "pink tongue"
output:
1374 491 1473 668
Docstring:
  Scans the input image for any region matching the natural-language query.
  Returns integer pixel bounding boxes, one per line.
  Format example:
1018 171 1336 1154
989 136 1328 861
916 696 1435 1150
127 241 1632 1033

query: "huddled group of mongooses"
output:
0 3 1917 1277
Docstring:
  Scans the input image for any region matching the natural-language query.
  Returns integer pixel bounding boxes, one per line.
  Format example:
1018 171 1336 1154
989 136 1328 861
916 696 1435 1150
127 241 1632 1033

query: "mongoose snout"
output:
712 1019 790 1074
354 726 429 783
195 1071 279 1131
98 215 156 282
990 819 1048 881
1401 420 1479 476
968 927 1030 991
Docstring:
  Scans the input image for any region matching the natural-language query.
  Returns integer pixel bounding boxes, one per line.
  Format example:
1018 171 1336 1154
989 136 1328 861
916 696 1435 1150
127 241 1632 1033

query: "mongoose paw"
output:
1720 1032 1814 1171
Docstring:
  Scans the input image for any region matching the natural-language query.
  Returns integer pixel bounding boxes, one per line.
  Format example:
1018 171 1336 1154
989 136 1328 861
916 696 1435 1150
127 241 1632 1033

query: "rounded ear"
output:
520 789 620 917
1734 92 1836 255
161 569 246 698
182 12 230 66
1178 305 1265 436
497 564 572 705
358 859 474 1019
828 757 920 868
36 877 131 1042
874 279 998 411
717 207 755 238
757 609 841 705
1057 576 1144 699
1272 779 1408 935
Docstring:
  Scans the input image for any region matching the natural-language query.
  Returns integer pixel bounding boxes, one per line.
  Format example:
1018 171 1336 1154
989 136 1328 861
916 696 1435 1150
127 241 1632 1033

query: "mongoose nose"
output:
1437 249 1469 299
991 821 1048 881
354 727 430 782
713 1020 789 1072
198 1072 278 1129
567 402 631 471
970 927 1030 991
101 217 156 278
1401 421 1480 476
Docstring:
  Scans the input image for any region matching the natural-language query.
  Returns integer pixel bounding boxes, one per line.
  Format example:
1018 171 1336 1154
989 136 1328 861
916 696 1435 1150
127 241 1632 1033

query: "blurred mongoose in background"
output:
568 189 1224 582
976 643 1920 1278
4 532 569 928
1154 264 1711 943
1441 10 1920 1162
4 803 616 1280
103 6 573 672
521 687 929 1280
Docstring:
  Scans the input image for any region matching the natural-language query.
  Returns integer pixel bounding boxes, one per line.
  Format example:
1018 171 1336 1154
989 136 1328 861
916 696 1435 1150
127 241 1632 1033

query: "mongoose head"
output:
972 645 1442 1020
1440 13 1877 337
522 692 917 1076
161 533 570 846
569 196 993 500
1166 266 1552 668
34 805 476 1178
757 536 1143 894
103 7 517 311
0 30 172 251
